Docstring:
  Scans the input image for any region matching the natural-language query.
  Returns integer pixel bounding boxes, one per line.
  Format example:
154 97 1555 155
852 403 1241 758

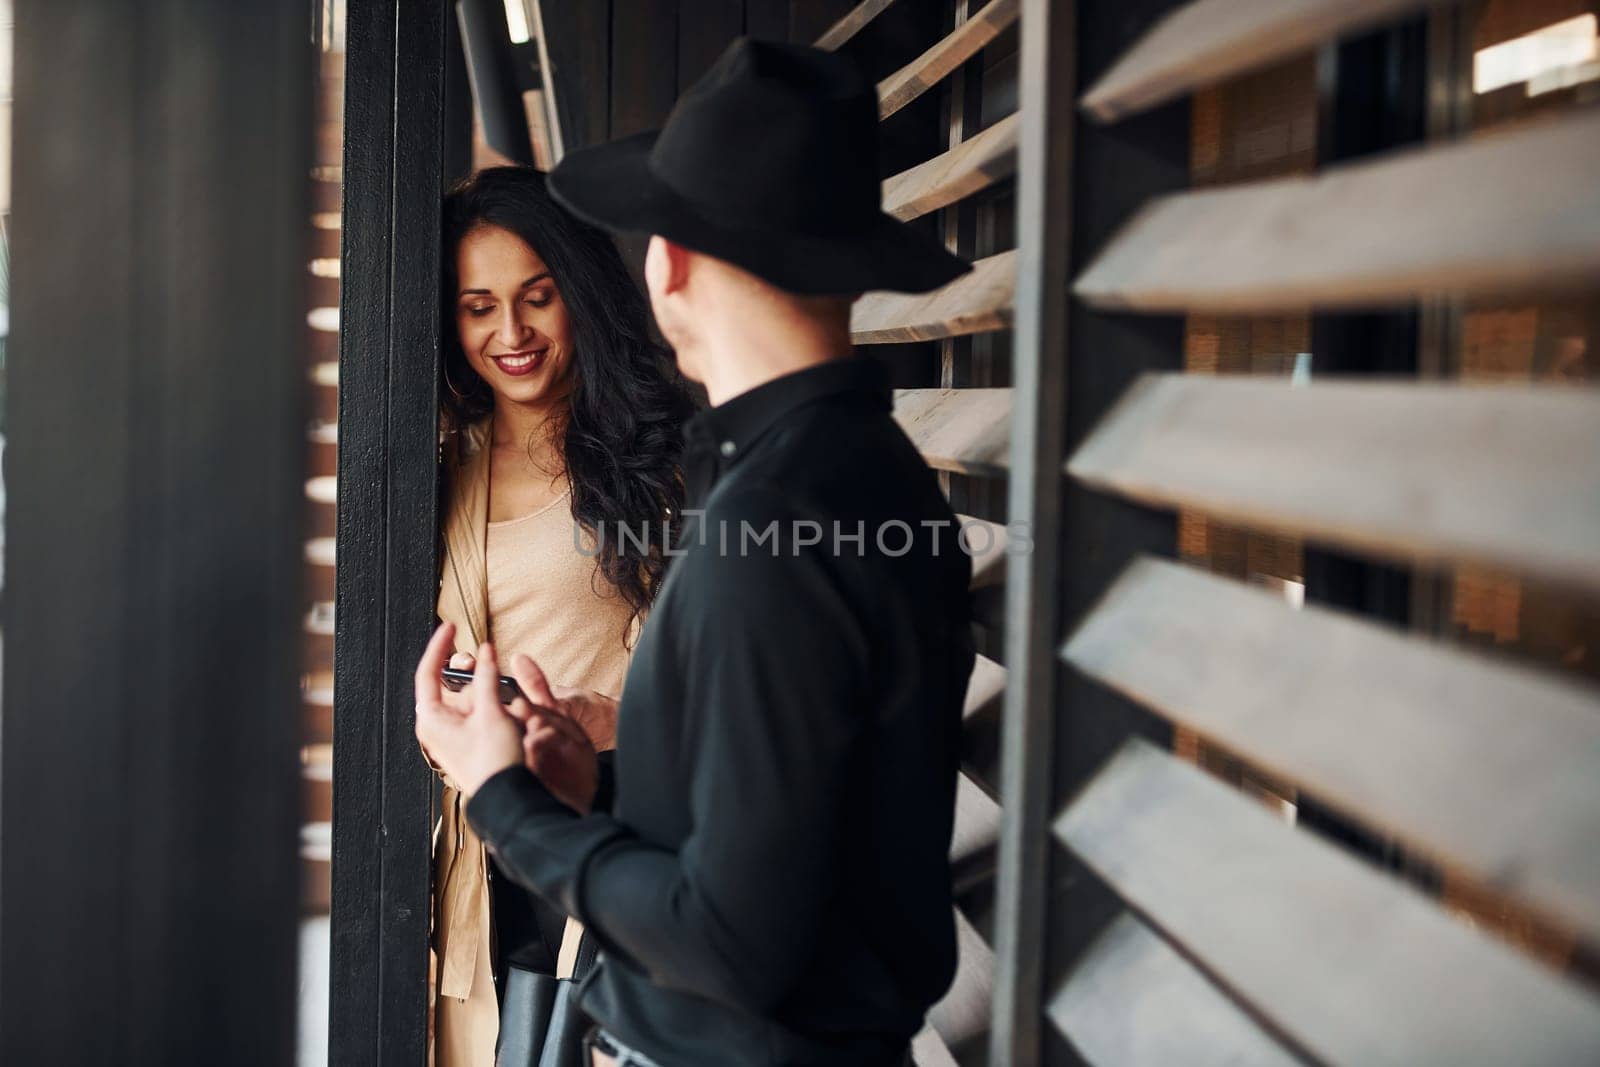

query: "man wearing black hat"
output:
415 38 976 1067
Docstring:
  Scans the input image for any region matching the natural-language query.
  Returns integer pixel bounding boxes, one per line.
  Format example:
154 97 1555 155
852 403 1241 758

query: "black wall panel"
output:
2 1 309 1062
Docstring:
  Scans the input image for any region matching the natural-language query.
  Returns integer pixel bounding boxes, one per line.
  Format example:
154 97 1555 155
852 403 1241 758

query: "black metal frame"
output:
2 1 309 1060
940 0 1003 524
992 1 1194 1062
330 1 447 1063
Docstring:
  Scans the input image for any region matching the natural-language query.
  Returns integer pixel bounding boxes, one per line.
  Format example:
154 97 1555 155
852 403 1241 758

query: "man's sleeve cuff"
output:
466 766 566 844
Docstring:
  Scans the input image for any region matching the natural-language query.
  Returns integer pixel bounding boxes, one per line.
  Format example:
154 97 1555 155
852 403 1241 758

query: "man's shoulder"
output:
745 403 928 495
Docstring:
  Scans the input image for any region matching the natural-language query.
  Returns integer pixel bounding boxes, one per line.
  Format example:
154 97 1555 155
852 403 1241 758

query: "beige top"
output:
484 488 634 698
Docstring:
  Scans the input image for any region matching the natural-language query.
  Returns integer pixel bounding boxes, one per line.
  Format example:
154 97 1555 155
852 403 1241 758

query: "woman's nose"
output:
498 305 535 347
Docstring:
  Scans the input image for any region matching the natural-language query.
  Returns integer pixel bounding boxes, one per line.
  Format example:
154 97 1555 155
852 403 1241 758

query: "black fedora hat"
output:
547 38 971 295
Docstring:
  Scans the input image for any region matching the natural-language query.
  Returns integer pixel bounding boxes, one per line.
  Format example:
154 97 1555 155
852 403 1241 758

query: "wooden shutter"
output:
988 1 1600 1065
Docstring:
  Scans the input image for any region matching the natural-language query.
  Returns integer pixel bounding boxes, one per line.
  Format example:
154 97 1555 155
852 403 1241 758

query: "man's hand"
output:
413 623 526 797
445 648 612 815
508 654 607 815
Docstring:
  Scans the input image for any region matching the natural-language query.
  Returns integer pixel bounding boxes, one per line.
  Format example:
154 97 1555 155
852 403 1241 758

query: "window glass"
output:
1438 0 1600 685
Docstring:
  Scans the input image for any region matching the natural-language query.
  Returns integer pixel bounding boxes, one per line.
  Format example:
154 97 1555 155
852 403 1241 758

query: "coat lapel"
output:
437 421 491 652
433 420 493 1004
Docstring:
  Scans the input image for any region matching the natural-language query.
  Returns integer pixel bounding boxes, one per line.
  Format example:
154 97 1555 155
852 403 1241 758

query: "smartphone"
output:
441 667 527 706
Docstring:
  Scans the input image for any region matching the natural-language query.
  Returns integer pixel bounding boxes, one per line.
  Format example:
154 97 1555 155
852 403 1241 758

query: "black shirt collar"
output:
685 356 891 462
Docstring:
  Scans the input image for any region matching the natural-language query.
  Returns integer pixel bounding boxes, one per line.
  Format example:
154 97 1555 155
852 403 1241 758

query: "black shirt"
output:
467 357 974 1066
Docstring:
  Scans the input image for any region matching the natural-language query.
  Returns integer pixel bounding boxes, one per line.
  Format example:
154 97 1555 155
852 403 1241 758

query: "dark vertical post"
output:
1045 0 1189 1052
2 1 308 1062
1412 4 1471 633
789 0 858 44
679 0 745 93
331 1 445 1064
1302 19 1427 622
939 0 976 506
446 9 478 186
459 0 536 164
610 0 677 140
744 0 788 42
610 0 679 271
993 1 1190 1062
531 0 612 157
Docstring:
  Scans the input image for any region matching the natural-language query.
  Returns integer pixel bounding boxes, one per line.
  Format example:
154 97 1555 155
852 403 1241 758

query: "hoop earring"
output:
443 358 471 403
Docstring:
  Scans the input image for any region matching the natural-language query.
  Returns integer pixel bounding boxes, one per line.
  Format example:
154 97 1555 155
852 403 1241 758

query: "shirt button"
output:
719 440 737 457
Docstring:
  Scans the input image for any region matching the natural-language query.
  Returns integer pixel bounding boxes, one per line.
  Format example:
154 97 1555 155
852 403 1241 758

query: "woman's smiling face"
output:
454 223 575 411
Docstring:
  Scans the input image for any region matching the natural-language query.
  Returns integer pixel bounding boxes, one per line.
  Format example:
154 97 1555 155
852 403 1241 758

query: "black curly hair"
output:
441 166 693 628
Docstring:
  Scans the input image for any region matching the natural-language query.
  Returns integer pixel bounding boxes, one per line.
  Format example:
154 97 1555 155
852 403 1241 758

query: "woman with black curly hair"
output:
427 166 692 1067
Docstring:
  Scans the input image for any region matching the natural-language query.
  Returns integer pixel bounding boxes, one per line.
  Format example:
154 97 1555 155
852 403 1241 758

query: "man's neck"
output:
695 309 855 407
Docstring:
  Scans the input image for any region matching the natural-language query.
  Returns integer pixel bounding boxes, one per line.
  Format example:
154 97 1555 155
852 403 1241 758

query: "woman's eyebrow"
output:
457 272 552 297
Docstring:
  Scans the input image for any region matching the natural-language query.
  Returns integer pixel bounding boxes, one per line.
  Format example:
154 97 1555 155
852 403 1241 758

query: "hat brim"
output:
548 131 971 296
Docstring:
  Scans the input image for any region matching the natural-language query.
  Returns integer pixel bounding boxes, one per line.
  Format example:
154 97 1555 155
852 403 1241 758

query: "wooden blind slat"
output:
883 112 1019 222
952 770 999 862
1067 375 1600 593
956 513 1008 589
1081 0 1434 122
815 0 899 52
892 387 1012 477
305 537 337 567
964 653 1007 722
951 770 1001 886
927 907 996 1050
877 0 1020 119
962 653 1007 797
1064 556 1600 944
1075 110 1600 312
1048 913 1299 1066
1056 740 1600 1066
952 784 998 897
961 514 1009 640
910 1026 961 1067
853 249 1016 344
303 671 335 707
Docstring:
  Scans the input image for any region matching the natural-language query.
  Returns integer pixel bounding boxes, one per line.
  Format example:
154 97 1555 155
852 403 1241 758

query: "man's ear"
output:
645 235 691 298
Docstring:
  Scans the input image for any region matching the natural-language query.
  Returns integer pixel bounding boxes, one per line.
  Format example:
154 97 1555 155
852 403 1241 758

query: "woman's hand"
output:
413 624 526 797
449 651 617 749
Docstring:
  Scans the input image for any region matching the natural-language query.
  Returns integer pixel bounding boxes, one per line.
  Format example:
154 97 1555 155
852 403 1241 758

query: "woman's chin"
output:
490 375 567 411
